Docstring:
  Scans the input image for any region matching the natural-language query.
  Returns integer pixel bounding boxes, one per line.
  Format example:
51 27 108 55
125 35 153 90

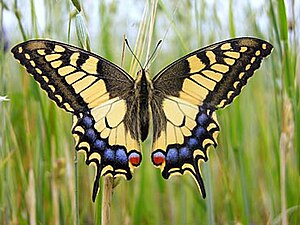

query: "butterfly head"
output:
135 68 152 93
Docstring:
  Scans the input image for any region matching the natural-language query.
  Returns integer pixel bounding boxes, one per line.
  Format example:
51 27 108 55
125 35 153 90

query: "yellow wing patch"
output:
153 96 200 151
91 97 140 151
81 56 99 74
187 55 206 73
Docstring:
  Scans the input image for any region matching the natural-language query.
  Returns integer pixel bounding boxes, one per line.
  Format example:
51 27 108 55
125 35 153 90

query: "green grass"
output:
1 0 299 224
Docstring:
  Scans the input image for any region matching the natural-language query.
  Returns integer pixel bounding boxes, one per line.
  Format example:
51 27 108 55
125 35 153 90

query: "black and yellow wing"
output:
151 37 273 197
11 40 142 201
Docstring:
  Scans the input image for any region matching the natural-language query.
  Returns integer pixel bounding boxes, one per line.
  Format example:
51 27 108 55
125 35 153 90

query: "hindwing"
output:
151 37 273 197
11 40 142 201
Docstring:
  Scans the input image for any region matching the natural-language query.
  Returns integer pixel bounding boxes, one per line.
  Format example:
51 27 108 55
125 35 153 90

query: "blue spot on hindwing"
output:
179 147 191 161
197 113 209 126
93 139 106 150
86 128 96 142
195 126 206 137
166 148 179 164
187 137 198 148
82 116 93 128
103 148 114 162
115 149 128 165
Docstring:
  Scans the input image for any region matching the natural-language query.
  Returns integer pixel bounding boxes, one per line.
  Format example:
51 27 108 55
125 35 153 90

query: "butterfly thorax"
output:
134 69 153 142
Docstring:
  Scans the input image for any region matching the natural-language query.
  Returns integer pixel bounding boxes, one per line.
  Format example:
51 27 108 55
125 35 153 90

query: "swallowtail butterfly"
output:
12 37 273 201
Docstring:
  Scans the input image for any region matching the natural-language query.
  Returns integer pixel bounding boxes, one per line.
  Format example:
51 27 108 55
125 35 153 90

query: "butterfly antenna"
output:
124 38 144 70
145 40 162 70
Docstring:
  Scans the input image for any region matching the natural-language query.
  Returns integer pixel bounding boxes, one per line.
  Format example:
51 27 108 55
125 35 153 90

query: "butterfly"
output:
11 37 273 201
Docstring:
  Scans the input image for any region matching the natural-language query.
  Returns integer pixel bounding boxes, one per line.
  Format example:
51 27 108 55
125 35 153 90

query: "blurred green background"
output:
0 0 299 224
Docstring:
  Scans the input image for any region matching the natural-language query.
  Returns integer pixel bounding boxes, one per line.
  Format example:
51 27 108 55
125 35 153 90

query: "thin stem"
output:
101 177 113 225
75 150 79 225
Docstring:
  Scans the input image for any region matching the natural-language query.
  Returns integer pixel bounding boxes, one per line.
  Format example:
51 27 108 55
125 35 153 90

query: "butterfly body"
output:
134 69 152 142
11 37 273 201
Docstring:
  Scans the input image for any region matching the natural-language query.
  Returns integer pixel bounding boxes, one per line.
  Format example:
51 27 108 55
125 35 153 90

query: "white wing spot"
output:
30 60 36 67
25 53 30 59
245 64 251 71
18 47 23 53
35 68 42 74
48 85 55 92
239 72 245 79
42 76 49 82
233 81 239 89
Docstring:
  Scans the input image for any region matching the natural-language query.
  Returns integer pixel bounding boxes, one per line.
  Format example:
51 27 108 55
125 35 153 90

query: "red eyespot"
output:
152 151 165 166
129 152 141 166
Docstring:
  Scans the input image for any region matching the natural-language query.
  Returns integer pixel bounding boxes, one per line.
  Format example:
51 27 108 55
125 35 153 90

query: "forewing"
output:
11 40 134 113
153 37 273 109
11 40 142 201
151 37 273 196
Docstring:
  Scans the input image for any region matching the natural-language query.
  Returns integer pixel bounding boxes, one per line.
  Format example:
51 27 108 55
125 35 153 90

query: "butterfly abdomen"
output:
135 69 152 142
